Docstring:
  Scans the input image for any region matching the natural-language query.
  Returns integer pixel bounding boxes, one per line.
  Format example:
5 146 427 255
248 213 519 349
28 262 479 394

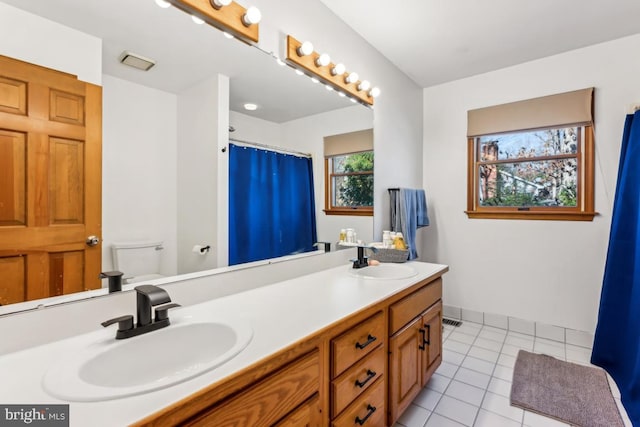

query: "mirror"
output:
0 0 373 312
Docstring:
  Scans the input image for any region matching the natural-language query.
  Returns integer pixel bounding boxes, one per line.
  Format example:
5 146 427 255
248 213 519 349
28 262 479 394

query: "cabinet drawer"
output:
389 278 442 334
331 345 385 418
331 377 385 427
331 312 384 378
187 350 319 426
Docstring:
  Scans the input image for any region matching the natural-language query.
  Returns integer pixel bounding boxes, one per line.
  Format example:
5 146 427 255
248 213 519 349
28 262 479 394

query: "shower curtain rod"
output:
229 138 312 158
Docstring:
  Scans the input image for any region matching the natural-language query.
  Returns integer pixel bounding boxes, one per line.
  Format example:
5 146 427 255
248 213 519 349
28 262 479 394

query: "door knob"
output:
86 235 100 247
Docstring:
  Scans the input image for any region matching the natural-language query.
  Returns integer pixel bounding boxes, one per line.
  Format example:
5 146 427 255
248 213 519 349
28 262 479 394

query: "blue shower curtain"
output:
228 143 317 265
592 110 640 425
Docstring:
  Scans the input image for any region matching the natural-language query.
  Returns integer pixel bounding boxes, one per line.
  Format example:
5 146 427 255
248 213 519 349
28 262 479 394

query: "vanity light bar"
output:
165 0 259 44
285 35 375 106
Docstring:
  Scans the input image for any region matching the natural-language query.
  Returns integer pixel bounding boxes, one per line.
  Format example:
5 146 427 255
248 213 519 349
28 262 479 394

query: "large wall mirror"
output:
0 0 373 313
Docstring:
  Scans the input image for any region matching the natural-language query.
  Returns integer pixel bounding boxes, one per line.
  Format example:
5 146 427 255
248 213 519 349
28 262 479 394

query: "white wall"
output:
0 2 101 85
422 34 640 333
178 75 229 273
102 75 178 278
229 110 282 145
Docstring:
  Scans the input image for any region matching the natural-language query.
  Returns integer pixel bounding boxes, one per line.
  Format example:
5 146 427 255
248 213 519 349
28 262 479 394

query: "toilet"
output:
111 241 165 284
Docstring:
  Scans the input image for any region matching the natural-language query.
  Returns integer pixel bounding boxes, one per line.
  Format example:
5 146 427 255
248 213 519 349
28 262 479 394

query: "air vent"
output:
443 318 463 327
118 51 156 71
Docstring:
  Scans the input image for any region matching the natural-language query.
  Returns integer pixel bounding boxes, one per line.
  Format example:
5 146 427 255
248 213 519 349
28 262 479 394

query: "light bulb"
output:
369 87 381 98
242 6 261 26
297 41 314 57
155 0 171 8
315 53 331 67
210 0 231 9
191 15 205 24
345 72 359 84
331 63 345 76
358 80 371 91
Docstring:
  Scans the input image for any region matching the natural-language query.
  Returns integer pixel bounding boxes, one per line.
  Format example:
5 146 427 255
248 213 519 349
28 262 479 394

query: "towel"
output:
390 188 430 260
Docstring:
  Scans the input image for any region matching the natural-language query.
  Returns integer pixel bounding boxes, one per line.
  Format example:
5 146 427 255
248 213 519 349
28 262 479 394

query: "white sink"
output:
349 263 418 280
43 316 253 402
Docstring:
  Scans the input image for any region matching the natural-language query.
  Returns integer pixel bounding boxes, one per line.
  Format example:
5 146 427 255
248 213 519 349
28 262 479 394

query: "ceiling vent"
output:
118 51 156 71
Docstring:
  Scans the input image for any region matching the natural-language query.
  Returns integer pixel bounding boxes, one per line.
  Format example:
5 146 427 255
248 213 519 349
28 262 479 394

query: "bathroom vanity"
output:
0 261 447 427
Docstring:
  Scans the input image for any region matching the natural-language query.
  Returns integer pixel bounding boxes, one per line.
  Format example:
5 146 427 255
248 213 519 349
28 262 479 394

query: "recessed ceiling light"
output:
243 103 258 111
118 51 156 71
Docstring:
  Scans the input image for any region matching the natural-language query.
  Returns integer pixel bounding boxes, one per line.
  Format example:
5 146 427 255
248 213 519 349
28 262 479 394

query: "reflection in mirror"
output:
0 0 373 313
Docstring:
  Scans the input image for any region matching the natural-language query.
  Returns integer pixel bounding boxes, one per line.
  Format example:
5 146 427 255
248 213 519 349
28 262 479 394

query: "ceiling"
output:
320 0 640 87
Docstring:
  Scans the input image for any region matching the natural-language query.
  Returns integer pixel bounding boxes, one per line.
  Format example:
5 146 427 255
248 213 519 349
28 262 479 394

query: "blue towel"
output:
391 188 430 260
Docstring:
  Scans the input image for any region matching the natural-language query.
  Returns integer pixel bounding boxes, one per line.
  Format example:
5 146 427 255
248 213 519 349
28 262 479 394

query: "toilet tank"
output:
111 241 164 282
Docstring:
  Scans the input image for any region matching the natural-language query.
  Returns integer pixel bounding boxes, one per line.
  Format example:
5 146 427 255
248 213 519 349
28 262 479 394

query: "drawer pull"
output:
355 404 376 425
418 328 426 351
354 369 377 388
355 334 377 350
424 324 431 346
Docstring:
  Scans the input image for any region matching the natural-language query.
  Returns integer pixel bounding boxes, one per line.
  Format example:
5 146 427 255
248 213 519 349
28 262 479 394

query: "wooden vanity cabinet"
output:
135 271 446 427
388 279 443 425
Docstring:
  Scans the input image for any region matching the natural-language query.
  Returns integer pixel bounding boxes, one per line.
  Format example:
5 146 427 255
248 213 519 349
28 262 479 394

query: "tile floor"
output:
393 320 632 427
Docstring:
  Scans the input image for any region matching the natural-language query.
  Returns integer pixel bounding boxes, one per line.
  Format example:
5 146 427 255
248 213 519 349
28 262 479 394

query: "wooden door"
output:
388 316 422 424
0 55 102 305
421 301 443 387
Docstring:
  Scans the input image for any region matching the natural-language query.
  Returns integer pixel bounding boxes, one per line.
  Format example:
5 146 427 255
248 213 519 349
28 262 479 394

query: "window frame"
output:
324 151 374 217
465 125 596 221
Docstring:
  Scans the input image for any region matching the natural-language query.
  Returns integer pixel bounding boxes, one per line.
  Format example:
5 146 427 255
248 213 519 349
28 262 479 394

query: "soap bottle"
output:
339 229 346 242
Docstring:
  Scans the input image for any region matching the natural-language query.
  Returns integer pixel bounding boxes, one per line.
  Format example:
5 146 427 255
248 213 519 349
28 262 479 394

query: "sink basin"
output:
43 317 253 402
349 264 418 280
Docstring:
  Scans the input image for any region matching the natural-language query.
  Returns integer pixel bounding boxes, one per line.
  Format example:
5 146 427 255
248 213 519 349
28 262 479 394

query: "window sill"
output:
324 208 373 217
465 210 598 221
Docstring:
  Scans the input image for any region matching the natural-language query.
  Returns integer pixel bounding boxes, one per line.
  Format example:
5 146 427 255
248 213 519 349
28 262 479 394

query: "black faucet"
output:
314 241 331 252
99 270 124 293
352 245 378 269
102 285 180 339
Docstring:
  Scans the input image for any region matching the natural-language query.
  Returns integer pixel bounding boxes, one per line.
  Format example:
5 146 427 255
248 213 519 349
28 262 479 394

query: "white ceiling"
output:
320 0 640 87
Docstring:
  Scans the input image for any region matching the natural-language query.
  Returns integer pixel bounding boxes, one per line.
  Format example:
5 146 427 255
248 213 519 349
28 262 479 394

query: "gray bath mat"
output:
510 350 624 427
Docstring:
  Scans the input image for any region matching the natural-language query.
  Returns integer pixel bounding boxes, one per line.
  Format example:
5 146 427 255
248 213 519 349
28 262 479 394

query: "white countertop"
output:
0 261 447 427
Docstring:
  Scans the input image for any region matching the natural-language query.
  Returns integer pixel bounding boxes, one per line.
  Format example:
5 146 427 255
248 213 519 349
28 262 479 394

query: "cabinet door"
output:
421 301 443 387
388 317 422 424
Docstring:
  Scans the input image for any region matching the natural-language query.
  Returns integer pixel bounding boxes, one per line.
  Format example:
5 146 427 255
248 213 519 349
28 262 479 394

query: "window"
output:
324 151 374 215
466 88 596 221
323 129 374 216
